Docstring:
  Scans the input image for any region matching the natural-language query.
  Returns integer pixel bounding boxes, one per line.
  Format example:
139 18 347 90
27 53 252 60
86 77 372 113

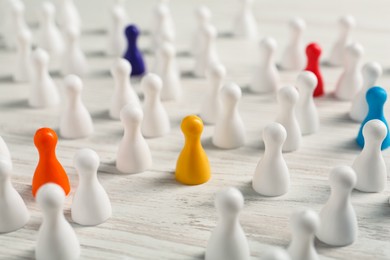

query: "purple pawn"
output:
123 25 146 76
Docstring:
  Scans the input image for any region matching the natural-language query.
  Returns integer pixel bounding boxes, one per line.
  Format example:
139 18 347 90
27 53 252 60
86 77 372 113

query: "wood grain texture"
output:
1 0 390 259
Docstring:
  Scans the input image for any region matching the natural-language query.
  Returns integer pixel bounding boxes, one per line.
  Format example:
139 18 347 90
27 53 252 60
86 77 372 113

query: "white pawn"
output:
13 29 32 82
71 148 112 226
316 166 358 246
109 58 140 119
194 24 219 77
350 62 382 122
287 209 320 260
212 83 246 149
153 29 175 75
38 2 64 58
35 183 80 260
296 71 319 135
107 0 127 57
199 63 226 124
263 248 291 260
141 73 170 138
251 37 279 93
60 75 94 139
62 27 88 77
192 6 212 57
276 86 301 152
327 15 356 67
352 120 387 192
334 42 364 100
151 3 175 50
29 48 60 108
0 156 29 233
159 42 181 101
116 105 152 174
58 0 81 32
0 136 11 159
232 0 259 40
205 187 250 260
280 17 306 71
252 123 289 196
5 0 28 49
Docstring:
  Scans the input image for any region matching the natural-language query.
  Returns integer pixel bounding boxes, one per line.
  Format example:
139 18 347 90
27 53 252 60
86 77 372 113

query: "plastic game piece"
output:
0 156 30 233
199 62 226 124
212 83 246 149
350 62 382 122
276 86 301 152
194 24 219 78
252 122 289 196
141 73 171 138
13 28 32 82
263 248 291 260
107 0 127 57
58 0 81 32
296 71 319 135
0 136 11 159
35 183 80 260
316 166 357 246
353 120 387 192
71 148 112 226
116 105 152 174
62 26 88 77
356 86 390 149
30 48 60 108
334 42 364 100
232 0 258 40
60 75 94 139
110 58 141 119
205 187 250 260
123 24 146 76
151 2 175 51
159 42 181 101
280 17 306 71
287 209 320 260
326 15 356 67
251 37 279 93
304 43 324 97
32 128 70 197
175 115 210 185
192 6 212 57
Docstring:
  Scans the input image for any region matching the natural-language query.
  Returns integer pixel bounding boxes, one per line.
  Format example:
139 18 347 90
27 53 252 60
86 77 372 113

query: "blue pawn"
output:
356 86 390 149
123 24 146 76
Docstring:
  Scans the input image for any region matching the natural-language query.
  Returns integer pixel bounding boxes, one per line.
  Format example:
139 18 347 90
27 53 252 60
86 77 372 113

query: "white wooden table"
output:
1 0 390 259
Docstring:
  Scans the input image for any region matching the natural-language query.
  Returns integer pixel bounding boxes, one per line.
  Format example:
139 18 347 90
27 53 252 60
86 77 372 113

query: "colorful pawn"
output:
175 115 211 185
356 86 390 150
32 128 70 197
304 43 324 97
123 24 146 76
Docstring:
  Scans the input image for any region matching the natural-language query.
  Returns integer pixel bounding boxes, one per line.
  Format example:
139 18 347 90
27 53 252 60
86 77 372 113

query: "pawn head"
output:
215 187 244 215
362 62 382 82
74 148 100 175
65 26 80 41
277 85 299 105
363 119 387 143
36 183 65 211
207 62 226 81
120 104 143 125
141 73 163 93
306 43 321 58
204 24 217 39
263 123 287 147
296 71 317 91
17 29 32 44
290 209 320 234
161 42 176 57
125 24 140 39
345 42 364 60
289 17 306 31
339 14 356 29
195 6 212 22
220 82 242 104
64 74 83 94
0 156 12 180
329 166 357 190
366 86 387 107
181 115 203 137
34 128 58 152
32 48 50 65
259 37 277 53
42 2 55 16
111 58 132 77
262 248 290 260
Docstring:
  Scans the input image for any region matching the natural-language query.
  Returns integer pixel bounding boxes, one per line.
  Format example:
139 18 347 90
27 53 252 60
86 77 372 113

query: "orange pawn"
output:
175 115 211 185
32 128 70 197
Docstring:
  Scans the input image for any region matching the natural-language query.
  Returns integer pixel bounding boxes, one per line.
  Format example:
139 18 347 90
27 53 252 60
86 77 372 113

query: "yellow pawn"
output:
175 115 211 185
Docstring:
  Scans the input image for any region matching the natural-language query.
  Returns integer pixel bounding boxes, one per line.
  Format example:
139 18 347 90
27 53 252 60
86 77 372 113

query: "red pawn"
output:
32 128 70 197
305 43 324 97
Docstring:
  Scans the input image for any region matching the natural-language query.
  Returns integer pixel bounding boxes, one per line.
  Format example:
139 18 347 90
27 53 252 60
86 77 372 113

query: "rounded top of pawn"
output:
11 1 25 14
215 187 244 215
181 115 203 136
262 248 290 260
207 62 226 81
161 42 176 57
32 48 50 64
17 28 32 42
221 82 242 103
111 58 132 76
362 62 382 80
339 14 356 28
0 156 12 180
125 24 139 38
296 71 318 91
289 17 306 30
204 24 217 38
329 166 357 190
260 37 277 52
346 42 364 58
366 86 387 105
363 119 387 143
290 209 320 234
155 3 169 17
64 74 83 93
141 73 163 93
34 127 58 151
74 148 100 174
120 104 143 124
306 42 321 57
195 5 211 21
263 122 287 146
65 26 80 39
278 85 299 104
36 183 65 210
42 1 55 15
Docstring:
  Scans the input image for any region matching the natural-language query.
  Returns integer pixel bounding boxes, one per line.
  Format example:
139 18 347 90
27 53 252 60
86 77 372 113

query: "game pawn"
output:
123 24 146 76
304 43 324 97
